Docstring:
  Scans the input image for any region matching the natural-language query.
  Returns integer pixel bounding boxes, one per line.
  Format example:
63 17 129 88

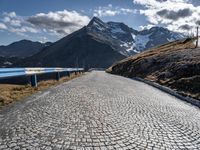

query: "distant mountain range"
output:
0 40 52 58
0 17 186 68
86 17 185 56
0 56 21 68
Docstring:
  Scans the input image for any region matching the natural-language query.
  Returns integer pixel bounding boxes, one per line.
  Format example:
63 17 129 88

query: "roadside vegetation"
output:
0 72 83 107
107 37 200 100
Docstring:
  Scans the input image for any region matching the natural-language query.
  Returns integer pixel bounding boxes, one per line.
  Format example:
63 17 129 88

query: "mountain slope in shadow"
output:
0 40 51 58
17 27 126 68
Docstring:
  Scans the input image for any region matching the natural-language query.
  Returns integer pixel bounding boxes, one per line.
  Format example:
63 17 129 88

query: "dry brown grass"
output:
0 72 84 107
107 37 200 100
109 38 197 69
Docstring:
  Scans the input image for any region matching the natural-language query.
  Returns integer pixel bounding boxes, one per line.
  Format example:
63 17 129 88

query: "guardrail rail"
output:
0 68 84 87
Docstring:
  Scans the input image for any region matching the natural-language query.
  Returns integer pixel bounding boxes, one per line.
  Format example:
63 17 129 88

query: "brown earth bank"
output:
107 38 200 100
0 73 83 107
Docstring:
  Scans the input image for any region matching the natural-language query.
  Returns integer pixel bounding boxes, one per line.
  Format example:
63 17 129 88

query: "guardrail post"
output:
56 72 60 81
0 68 84 86
31 74 37 87
66 71 70 77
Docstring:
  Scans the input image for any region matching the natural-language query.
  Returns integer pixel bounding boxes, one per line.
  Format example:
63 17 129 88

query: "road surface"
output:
0 71 200 149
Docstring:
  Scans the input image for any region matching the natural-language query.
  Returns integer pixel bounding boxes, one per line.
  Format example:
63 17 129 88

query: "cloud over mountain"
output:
0 23 7 30
0 10 90 39
156 8 193 20
93 4 137 17
1 12 39 37
27 10 90 35
134 0 200 33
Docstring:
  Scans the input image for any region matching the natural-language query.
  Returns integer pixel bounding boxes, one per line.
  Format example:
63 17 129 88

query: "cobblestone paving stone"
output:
0 71 200 150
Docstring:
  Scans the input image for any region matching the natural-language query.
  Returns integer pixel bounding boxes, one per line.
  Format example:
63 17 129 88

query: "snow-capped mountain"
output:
13 17 185 68
87 17 185 56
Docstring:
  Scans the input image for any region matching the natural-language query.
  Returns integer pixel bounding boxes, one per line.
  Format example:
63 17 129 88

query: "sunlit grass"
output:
0 72 84 107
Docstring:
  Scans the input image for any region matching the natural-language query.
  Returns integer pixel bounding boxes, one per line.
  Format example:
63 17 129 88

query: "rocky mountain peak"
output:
86 17 186 56
87 17 108 30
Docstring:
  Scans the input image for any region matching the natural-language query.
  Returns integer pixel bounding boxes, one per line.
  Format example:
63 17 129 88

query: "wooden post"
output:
196 26 199 48
31 74 37 87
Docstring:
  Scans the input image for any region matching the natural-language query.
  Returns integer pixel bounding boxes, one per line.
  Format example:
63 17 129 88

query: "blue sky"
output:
0 0 200 45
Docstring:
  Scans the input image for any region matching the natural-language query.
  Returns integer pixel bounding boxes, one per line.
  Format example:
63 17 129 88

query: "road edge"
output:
0 72 85 110
133 77 200 109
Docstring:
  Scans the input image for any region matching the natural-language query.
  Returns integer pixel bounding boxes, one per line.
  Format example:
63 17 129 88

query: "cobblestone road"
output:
0 71 200 150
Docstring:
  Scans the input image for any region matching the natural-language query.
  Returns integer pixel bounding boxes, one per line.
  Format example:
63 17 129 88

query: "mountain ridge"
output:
10 17 186 68
85 17 185 56
0 40 52 58
15 26 126 68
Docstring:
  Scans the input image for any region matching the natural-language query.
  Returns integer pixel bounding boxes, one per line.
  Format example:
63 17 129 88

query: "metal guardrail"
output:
0 68 84 87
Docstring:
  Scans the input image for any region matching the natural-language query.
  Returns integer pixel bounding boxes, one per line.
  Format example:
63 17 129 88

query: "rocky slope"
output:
107 38 200 100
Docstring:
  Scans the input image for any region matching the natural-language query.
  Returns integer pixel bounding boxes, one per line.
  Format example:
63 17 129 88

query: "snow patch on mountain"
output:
126 43 136 52
93 22 106 31
111 28 126 34
131 34 136 40
87 17 186 56
121 33 152 53
135 34 152 51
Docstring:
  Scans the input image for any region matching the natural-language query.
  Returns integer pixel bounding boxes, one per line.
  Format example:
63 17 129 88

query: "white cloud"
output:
93 4 137 17
27 10 90 35
10 26 38 33
3 12 23 27
0 10 90 39
1 11 38 35
4 12 17 18
0 23 7 30
139 24 155 30
133 0 200 33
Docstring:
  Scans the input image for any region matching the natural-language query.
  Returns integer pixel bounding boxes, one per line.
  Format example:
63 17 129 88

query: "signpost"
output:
196 27 199 48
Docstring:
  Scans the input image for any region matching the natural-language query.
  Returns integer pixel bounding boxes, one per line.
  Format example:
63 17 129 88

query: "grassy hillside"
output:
107 38 200 100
